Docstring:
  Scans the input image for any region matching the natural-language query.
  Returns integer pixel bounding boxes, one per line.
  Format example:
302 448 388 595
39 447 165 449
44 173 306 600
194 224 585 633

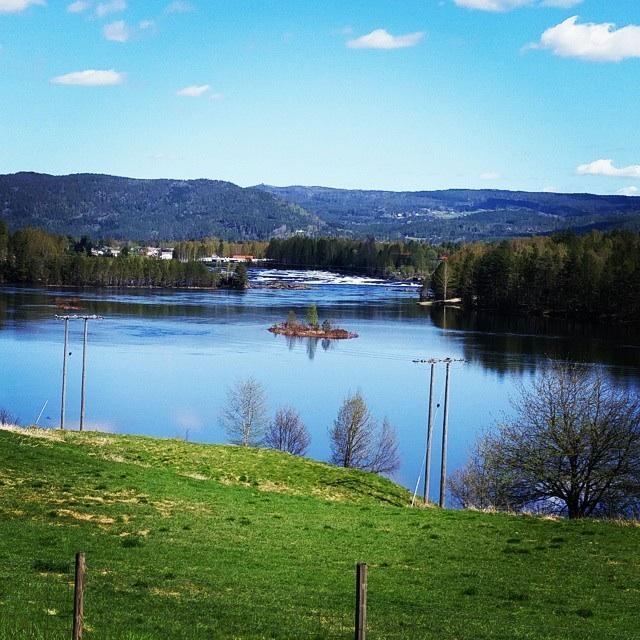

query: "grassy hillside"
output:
0 428 638 639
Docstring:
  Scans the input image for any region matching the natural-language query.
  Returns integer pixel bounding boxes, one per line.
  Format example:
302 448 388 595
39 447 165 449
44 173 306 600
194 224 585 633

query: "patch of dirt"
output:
55 509 116 525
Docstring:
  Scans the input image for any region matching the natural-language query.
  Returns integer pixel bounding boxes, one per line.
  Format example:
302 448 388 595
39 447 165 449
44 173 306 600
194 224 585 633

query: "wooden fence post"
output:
72 552 86 640
354 563 367 640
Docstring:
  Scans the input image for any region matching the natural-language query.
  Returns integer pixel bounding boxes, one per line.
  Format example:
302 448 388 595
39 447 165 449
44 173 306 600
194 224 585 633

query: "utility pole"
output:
56 314 102 431
59 316 69 430
414 357 464 507
424 362 435 502
79 318 88 431
443 259 448 302
439 359 452 508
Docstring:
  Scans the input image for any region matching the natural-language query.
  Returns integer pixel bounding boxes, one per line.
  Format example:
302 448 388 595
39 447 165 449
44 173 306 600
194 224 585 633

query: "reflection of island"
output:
269 305 358 340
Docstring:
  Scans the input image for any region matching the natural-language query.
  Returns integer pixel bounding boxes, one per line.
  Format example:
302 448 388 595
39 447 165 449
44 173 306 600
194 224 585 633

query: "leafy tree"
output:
329 392 400 475
450 364 640 519
307 304 319 328
219 377 268 447
265 407 310 456
321 319 332 332
286 310 298 327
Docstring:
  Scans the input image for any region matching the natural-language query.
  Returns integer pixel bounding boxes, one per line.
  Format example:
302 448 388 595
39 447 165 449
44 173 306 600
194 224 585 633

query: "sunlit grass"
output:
0 428 638 639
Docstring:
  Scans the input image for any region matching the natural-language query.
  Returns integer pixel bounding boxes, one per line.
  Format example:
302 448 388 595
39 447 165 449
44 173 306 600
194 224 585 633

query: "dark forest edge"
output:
266 232 640 326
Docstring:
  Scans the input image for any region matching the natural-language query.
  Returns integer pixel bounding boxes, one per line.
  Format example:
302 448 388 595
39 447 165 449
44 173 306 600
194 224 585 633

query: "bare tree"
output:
220 377 268 447
265 407 310 456
0 408 18 427
329 392 400 475
450 364 640 519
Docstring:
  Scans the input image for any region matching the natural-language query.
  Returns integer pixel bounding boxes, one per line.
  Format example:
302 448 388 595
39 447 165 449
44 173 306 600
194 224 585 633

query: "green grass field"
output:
0 427 638 639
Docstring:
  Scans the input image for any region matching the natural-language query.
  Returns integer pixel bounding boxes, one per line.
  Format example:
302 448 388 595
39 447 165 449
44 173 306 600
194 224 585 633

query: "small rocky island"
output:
269 305 358 340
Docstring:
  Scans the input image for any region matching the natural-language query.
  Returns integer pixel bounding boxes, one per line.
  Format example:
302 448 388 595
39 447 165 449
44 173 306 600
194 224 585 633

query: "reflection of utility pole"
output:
413 357 465 506
57 314 102 431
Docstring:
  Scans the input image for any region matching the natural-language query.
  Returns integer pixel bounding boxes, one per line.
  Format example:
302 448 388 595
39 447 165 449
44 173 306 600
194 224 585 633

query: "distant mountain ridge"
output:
255 184 640 242
0 172 320 241
1 172 639 242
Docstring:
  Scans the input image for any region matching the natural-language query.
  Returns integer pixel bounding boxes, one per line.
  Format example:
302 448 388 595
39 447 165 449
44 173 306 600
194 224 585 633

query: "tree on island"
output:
306 304 319 328
286 310 298 327
220 377 268 447
449 364 640 519
265 407 310 456
329 392 400 475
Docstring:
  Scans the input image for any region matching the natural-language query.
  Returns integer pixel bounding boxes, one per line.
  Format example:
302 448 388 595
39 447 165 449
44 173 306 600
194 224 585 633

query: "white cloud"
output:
165 0 193 13
177 84 210 97
95 0 125 18
533 16 640 62
480 171 501 180
576 159 640 179
453 0 581 11
51 69 124 86
139 19 154 30
0 0 44 14
347 29 424 50
616 186 639 197
103 19 129 42
66 0 89 13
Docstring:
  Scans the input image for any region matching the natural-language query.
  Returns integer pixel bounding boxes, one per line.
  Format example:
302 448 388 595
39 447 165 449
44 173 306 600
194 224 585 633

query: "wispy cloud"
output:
347 29 424 50
531 16 640 62
0 0 44 14
139 19 154 30
51 69 124 86
95 0 125 18
480 171 502 180
576 159 640 179
454 0 581 11
66 0 90 13
617 186 639 197
177 84 210 97
165 1 193 14
103 19 130 42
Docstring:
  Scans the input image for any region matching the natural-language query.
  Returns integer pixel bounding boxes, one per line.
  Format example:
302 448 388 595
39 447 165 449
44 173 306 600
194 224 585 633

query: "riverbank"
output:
1 427 637 640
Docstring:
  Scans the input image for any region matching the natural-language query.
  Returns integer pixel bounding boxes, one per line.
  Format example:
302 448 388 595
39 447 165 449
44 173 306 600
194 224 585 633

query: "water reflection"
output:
428 306 640 378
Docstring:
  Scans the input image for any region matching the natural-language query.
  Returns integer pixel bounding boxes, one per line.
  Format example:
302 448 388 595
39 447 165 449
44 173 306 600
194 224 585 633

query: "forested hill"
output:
0 172 321 241
256 184 640 242
3 172 640 242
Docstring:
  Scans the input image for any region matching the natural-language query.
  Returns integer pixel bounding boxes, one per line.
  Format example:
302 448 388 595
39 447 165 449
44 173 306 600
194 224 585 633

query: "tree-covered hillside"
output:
0 173 321 241
257 185 640 241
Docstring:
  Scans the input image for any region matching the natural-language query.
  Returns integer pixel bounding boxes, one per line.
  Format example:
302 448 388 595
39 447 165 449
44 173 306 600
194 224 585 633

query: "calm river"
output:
1 269 639 499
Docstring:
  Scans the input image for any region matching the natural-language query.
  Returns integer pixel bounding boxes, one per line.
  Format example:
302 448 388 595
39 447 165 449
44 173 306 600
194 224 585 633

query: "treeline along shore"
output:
267 232 640 326
2 222 640 326
0 224 247 289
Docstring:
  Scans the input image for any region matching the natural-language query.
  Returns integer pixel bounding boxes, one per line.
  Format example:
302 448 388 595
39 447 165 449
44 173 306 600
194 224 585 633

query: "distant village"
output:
90 245 269 264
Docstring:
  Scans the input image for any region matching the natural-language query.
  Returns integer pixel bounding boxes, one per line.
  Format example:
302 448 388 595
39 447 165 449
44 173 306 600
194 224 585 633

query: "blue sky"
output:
1 0 639 194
